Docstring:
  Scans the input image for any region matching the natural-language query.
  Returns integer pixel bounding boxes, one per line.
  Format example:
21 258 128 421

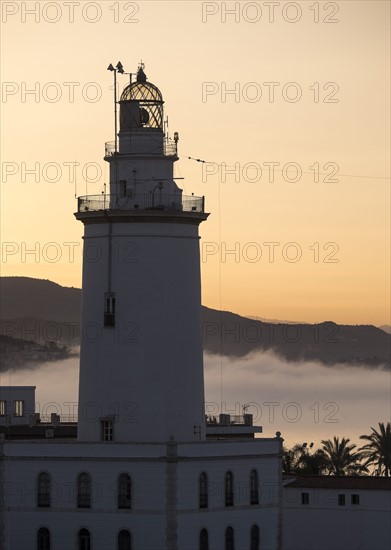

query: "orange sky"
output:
1 1 390 325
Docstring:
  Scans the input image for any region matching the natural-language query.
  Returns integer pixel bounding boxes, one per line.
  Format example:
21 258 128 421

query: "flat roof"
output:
284 475 391 491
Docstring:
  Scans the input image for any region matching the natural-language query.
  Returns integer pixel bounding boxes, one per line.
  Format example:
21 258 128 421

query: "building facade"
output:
283 475 391 550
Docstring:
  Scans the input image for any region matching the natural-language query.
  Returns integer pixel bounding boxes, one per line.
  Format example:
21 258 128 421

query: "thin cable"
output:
218 175 223 414
183 156 390 181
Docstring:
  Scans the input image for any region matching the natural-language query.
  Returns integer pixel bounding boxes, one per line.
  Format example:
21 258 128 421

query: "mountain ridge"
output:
1 277 389 370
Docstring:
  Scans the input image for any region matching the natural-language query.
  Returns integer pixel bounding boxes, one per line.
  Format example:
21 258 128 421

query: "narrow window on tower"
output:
104 292 116 327
101 419 114 441
0 400 5 416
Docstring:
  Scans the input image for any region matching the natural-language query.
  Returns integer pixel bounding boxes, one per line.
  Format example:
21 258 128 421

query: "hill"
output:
1 277 389 370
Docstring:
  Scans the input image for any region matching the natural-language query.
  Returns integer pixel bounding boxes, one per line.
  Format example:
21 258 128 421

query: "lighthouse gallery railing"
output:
77 194 205 213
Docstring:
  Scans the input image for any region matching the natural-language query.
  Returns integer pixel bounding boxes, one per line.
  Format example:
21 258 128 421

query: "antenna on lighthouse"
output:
107 61 125 153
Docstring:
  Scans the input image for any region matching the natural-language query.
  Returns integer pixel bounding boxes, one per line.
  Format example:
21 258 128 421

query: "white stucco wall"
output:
283 486 391 550
1 437 282 550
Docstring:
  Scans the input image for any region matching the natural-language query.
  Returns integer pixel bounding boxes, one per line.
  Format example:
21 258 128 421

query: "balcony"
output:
77 193 205 214
205 413 262 439
105 139 177 157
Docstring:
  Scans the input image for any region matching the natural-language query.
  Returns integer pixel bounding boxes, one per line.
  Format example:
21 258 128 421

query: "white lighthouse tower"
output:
76 63 208 443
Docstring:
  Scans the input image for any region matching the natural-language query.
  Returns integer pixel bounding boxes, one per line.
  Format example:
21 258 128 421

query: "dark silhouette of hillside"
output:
0 334 75 372
202 307 390 369
0 277 81 322
1 277 389 370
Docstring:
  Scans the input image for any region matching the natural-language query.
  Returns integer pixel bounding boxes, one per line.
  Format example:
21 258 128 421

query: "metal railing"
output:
38 415 78 424
206 414 254 426
78 193 205 214
105 140 177 157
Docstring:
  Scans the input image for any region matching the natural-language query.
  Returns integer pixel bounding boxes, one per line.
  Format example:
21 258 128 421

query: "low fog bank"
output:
204 351 390 446
2 350 389 447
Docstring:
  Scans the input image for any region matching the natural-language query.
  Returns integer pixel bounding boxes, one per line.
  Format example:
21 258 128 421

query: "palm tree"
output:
359 422 391 477
319 436 368 476
283 444 328 475
283 444 306 474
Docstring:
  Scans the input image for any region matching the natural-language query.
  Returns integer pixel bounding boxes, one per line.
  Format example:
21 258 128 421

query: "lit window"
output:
250 525 260 550
118 473 132 510
250 469 259 505
101 419 113 441
0 400 5 416
199 528 209 550
37 527 50 550
351 494 360 505
77 472 91 508
225 526 234 550
14 400 24 417
104 292 116 327
225 471 234 507
37 472 51 508
301 492 309 505
338 494 345 506
118 529 131 550
78 528 90 550
199 472 208 509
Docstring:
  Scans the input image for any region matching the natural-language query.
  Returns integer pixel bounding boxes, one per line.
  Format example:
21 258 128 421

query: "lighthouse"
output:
76 63 209 443
1 63 282 550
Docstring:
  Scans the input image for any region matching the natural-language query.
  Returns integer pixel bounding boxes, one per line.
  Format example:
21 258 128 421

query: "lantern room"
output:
119 65 164 132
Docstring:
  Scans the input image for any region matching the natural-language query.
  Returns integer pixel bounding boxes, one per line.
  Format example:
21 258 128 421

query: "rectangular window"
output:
338 494 346 506
301 492 309 505
0 400 5 416
14 400 24 417
104 292 116 327
351 494 360 505
101 419 113 441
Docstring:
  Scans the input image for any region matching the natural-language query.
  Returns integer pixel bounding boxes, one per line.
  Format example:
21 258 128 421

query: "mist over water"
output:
3 351 389 448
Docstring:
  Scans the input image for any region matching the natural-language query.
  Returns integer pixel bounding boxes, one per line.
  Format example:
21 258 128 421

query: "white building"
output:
0 386 36 426
0 63 282 550
283 475 391 550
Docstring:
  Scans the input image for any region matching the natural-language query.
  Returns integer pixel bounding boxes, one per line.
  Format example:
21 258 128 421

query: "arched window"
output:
118 529 132 550
118 473 132 509
199 528 209 550
250 469 259 505
37 472 51 508
225 471 234 506
225 526 234 550
77 473 91 508
78 528 91 550
37 527 50 550
250 525 260 550
199 472 208 508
